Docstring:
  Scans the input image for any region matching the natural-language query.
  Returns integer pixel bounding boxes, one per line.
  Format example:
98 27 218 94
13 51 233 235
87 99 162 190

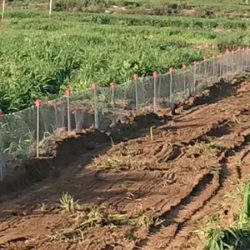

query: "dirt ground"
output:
1 75 250 250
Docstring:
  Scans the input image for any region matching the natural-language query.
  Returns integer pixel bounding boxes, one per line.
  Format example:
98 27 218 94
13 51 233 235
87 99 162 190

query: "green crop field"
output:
0 1 250 113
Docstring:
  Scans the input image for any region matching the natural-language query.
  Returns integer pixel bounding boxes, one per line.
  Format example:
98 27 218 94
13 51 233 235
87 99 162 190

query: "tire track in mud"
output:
97 102 250 249
96 120 234 216
169 136 250 250
134 121 250 249
132 172 216 249
1 78 250 250
167 134 250 249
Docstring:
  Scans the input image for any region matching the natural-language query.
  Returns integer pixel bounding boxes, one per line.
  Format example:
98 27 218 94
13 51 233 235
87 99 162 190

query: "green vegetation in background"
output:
0 8 250 113
6 0 250 18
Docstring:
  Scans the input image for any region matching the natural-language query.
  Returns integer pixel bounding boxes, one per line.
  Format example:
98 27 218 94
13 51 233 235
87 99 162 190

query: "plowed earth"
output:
1 75 250 250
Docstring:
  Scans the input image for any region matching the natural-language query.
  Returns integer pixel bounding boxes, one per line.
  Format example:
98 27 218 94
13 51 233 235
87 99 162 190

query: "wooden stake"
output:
1 0 6 22
49 0 53 16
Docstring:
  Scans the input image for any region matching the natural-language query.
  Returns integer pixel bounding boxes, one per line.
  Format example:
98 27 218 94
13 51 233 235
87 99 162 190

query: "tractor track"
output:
167 134 250 250
134 131 250 250
0 77 250 250
133 78 250 249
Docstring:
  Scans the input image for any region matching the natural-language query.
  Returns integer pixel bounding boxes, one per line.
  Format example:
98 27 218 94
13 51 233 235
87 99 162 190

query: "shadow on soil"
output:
0 75 247 202
190 76 243 107
0 113 165 198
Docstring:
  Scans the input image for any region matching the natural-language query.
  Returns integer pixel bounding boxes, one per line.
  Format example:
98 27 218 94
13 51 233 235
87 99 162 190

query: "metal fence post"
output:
238 49 242 72
153 71 158 113
169 67 174 105
35 100 42 158
243 48 246 70
228 50 232 78
226 50 229 76
235 49 238 73
237 49 240 71
219 54 222 78
65 88 71 132
212 55 215 81
240 48 243 71
92 83 99 129
133 74 139 111
182 64 187 96
203 57 207 85
192 61 197 95
233 50 237 73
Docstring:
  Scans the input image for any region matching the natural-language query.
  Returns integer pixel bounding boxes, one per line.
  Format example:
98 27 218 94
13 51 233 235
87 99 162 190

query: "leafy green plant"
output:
205 182 250 250
239 183 250 227
59 192 80 213
207 142 228 152
86 208 103 226
3 8 245 113
205 228 240 250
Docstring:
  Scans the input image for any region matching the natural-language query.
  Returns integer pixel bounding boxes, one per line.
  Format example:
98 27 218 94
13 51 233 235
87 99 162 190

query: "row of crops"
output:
8 9 250 29
8 0 250 14
0 8 250 113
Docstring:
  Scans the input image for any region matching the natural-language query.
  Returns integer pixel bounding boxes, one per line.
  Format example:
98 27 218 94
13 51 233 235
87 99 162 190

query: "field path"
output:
0 77 250 249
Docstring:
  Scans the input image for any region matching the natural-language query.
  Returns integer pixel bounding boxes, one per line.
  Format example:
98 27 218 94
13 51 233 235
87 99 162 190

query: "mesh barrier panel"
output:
0 49 250 181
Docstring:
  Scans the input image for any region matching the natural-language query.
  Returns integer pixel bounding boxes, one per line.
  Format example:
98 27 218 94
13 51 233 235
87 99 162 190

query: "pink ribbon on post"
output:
92 83 98 90
35 100 42 108
110 82 116 89
65 88 72 97
153 71 158 78
133 74 139 81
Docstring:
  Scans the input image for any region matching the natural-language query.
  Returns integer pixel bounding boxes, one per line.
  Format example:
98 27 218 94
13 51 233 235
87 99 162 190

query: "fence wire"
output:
0 49 250 181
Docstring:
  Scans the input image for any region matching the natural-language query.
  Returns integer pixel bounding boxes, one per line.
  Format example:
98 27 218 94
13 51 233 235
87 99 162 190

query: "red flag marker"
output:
110 82 116 89
92 83 98 90
153 71 158 78
35 100 42 108
65 88 71 97
0 110 3 118
133 74 139 81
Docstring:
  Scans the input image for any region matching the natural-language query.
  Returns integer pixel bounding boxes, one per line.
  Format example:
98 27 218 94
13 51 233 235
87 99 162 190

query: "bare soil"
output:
1 75 250 250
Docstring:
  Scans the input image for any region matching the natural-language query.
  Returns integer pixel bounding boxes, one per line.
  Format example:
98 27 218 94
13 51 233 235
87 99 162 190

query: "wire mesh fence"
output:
0 48 250 181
